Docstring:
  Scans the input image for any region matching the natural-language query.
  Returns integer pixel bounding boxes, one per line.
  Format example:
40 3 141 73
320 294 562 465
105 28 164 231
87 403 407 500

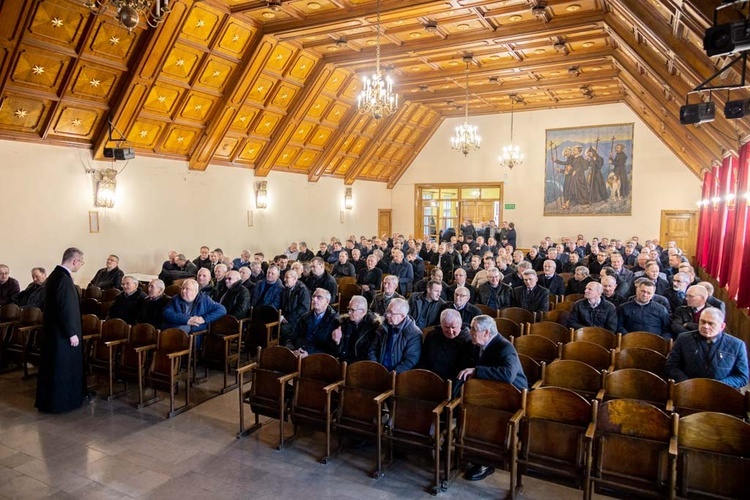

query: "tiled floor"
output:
0 368 612 499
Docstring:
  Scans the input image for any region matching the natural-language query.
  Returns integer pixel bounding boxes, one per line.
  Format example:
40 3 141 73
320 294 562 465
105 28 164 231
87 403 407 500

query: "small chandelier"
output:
85 0 171 33
357 0 398 120
451 55 481 157
499 94 524 169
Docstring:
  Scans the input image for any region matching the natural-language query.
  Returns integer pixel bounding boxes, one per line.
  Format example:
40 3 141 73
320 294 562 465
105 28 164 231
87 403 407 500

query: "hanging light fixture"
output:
499 94 524 169
357 0 399 120
85 0 171 33
451 55 481 157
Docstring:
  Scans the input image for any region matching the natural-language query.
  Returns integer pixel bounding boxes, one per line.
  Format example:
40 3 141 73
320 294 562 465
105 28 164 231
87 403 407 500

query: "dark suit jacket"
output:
511 286 550 314
108 290 146 325
539 274 565 296
471 335 528 390
408 293 446 328
220 284 250 319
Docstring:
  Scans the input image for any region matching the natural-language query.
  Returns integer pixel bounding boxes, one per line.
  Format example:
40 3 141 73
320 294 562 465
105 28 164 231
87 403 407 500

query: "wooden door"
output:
460 201 497 226
378 209 392 239
660 210 698 260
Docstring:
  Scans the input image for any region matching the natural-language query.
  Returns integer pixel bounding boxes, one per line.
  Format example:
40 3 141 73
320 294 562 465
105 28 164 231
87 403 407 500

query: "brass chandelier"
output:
85 0 171 32
451 55 481 157
357 0 399 120
499 94 524 169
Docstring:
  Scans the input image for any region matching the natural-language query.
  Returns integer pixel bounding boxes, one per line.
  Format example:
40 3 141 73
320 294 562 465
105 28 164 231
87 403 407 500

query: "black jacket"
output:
408 293 446 328
14 283 46 310
331 262 356 279
511 286 550 314
370 292 403 316
471 335 528 390
669 305 701 336
304 272 338 302
137 295 170 329
356 267 383 291
297 249 315 262
158 261 198 286
281 283 311 332
287 306 340 355
476 282 513 310
539 274 565 296
334 312 381 364
108 290 146 325
368 315 422 373
420 325 473 381
219 284 250 319
441 302 482 328
567 299 617 331
89 267 124 290
565 276 593 295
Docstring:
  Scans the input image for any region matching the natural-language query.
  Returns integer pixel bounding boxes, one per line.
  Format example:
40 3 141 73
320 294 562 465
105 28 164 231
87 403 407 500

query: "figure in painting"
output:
586 146 608 204
569 145 591 206
609 143 630 197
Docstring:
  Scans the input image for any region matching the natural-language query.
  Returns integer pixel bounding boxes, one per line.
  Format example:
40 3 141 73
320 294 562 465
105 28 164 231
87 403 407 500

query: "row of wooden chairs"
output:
83 285 122 302
237 348 749 499
0 304 44 378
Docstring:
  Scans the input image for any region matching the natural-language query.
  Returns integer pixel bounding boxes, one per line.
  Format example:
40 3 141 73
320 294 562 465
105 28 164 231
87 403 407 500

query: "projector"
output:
703 20 750 57
103 147 136 160
725 98 750 119
679 102 716 125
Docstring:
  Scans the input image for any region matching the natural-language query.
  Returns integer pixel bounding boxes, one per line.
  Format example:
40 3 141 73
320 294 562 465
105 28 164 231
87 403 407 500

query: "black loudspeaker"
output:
725 98 750 119
679 102 716 125
704 20 750 57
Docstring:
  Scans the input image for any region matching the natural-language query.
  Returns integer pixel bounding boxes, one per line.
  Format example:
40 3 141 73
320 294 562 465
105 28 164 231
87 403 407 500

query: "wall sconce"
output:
94 169 118 208
256 180 268 209
344 187 353 210
725 193 736 209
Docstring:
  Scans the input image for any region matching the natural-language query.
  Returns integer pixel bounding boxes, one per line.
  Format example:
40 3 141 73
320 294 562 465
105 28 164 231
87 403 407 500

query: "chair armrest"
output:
668 436 678 457
432 399 450 415
665 399 674 413
191 329 207 338
17 325 42 333
509 408 524 425
166 349 191 359
584 422 596 440
104 338 128 347
237 362 258 375
445 397 462 412
595 388 605 401
134 344 157 353
265 320 281 330
531 379 543 390
277 371 299 384
222 333 241 343
82 333 101 341
373 389 394 405
323 380 344 393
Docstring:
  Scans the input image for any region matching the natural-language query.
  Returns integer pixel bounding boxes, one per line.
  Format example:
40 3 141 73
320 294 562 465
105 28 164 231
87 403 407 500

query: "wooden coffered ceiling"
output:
0 0 747 187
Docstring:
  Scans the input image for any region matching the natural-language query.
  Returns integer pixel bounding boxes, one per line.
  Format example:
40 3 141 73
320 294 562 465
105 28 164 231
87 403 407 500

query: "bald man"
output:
567 281 617 331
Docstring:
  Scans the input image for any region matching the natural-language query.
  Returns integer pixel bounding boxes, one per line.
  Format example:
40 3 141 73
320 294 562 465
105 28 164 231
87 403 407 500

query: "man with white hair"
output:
443 285 481 328
213 263 229 296
197 268 218 300
250 265 284 310
107 276 146 325
419 308 473 382
370 275 403 316
666 307 748 388
670 285 709 336
539 259 565 297
332 295 380 364
368 298 421 373
279 269 311 346
163 279 226 336
232 250 253 270
137 279 169 329
663 272 690 312
511 269 550 314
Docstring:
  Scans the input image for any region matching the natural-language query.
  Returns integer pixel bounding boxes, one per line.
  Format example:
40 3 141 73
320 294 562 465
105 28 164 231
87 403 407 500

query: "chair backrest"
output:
80 298 100 316
339 360 393 425
525 387 594 424
84 285 103 300
559 272 574 285
573 327 619 350
594 399 677 496
101 318 130 342
18 307 43 325
476 304 498 317
252 304 281 323
542 309 570 326
495 317 522 340
678 412 750 498
614 347 666 376
528 321 572 345
102 288 121 302
561 341 614 371
603 368 672 406
564 293 584 302
518 354 543 387
295 353 345 413
498 307 535 325
554 301 575 312
513 334 561 364
392 369 450 436
460 379 526 450
253 346 300 401
337 276 357 288
210 315 242 335
539 359 604 397
129 323 158 346
672 378 748 418
0 303 20 322
151 328 191 375
619 331 672 356
81 314 102 337
164 284 181 297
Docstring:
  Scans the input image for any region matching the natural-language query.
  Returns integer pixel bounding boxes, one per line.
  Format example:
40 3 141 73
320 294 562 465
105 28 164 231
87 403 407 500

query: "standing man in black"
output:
36 247 85 413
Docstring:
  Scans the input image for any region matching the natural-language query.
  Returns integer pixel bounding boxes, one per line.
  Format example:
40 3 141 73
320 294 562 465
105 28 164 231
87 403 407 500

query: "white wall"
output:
0 141 391 287
392 103 702 247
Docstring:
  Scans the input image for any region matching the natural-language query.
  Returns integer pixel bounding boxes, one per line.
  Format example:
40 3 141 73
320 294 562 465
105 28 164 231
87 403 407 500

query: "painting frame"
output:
543 123 634 216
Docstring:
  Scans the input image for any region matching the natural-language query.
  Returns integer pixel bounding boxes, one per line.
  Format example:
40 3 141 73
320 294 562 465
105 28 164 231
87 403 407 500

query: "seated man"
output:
616 278 670 338
296 241 315 263
331 250 356 279
158 253 197 286
284 242 300 261
250 265 284 310
89 255 124 290
137 279 170 329
107 276 145 325
405 248 426 282
567 281 617 332
370 275 403 316
304 257 338 302
458 314 528 482
629 261 669 297
0 265 21 306
218 270 250 319
443 285 481 328
561 251 581 273
388 249 414 296
665 308 748 389
511 269 550 314
163 279 226 343
408 280 446 328
565 266 593 295
609 252 633 284
232 250 253 270
539 259 565 297
464 254 482 283
279 269 311 347
414 267 449 300
213 264 228 296
238 266 254 294
197 268 218 300
697 281 727 313
670 284 709 336
356 254 383 304
161 251 179 272
332 295 381 364
420 308 473 382
502 260 531 290
286 288 339 358
349 248 366 274
192 246 211 270
368 298 422 373
13 267 46 310
448 267 476 303
477 268 513 311
663 272 690 313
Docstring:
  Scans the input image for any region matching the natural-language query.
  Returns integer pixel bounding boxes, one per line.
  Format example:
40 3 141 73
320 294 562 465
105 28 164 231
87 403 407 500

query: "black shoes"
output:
464 464 495 481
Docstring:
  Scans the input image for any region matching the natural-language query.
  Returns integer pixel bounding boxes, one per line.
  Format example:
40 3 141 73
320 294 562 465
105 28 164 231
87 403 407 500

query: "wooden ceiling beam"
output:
307 99 369 182
387 113 444 188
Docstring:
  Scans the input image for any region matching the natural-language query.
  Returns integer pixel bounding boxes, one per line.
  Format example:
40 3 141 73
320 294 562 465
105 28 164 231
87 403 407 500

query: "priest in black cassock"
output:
35 247 85 413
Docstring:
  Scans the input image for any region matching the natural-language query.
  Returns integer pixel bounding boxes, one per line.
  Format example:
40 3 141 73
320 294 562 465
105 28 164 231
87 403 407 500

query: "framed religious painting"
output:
543 123 634 216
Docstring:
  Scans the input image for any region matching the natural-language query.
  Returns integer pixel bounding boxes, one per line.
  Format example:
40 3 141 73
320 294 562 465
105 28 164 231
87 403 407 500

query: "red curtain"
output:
705 162 723 276
716 154 738 287
729 141 750 307
696 168 713 268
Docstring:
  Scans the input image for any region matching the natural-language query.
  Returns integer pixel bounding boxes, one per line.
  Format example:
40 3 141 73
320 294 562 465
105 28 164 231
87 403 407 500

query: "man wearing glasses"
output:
286 288 339 358
332 296 380 364
368 298 421 373
664 272 690 313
